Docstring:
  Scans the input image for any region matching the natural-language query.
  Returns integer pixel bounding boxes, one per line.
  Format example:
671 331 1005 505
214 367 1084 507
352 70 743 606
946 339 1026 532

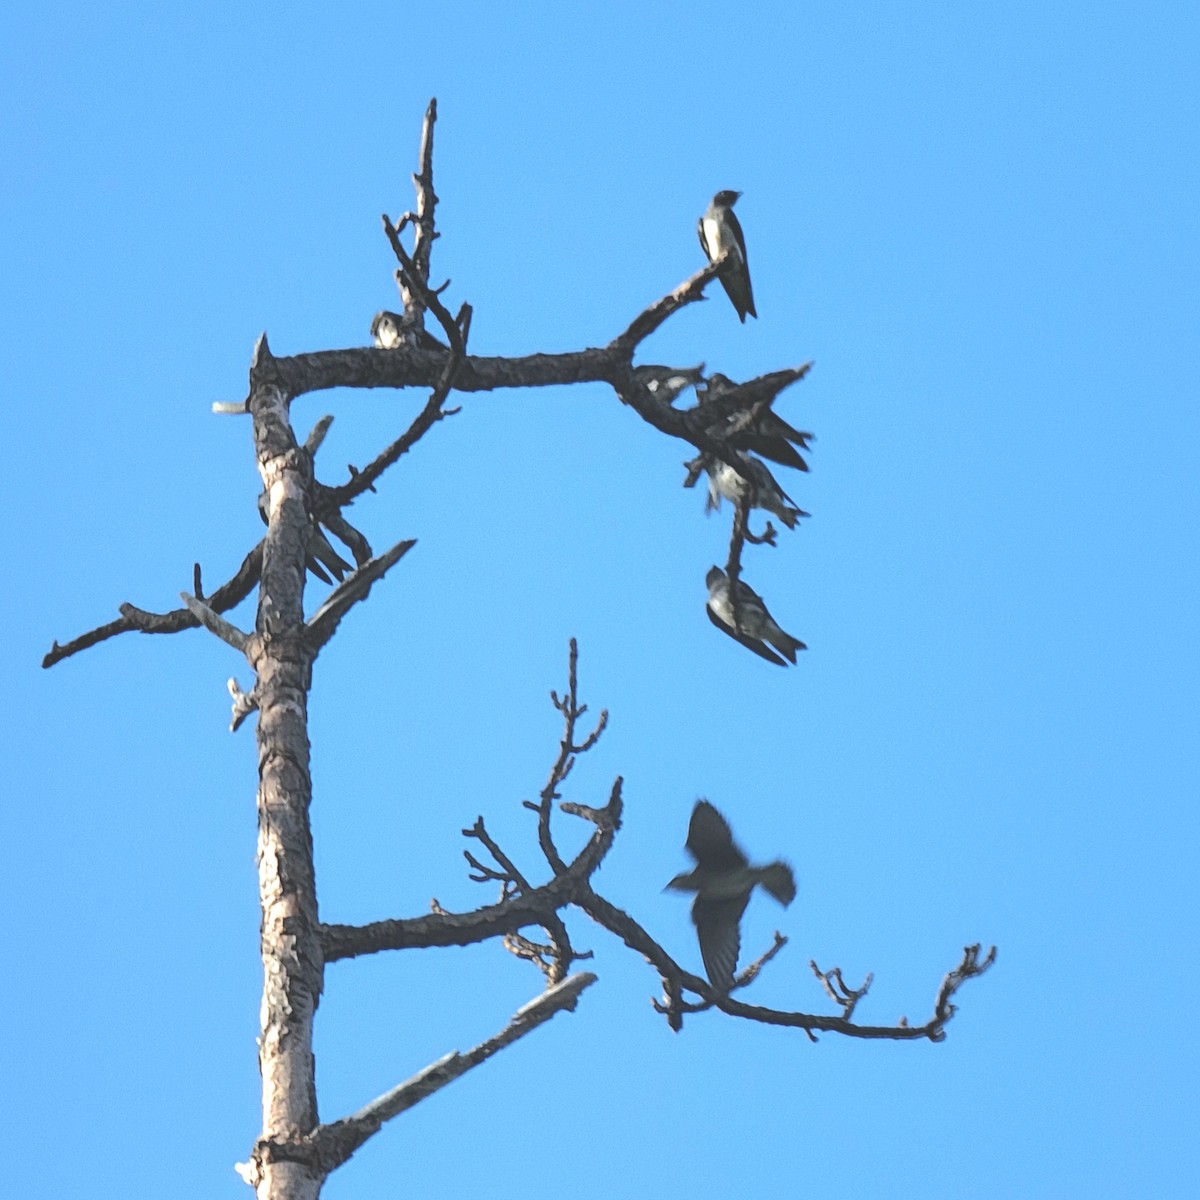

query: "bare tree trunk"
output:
248 377 324 1200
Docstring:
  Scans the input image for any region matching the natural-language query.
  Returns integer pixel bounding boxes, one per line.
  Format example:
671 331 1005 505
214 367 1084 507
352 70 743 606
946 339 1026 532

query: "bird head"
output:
713 189 742 207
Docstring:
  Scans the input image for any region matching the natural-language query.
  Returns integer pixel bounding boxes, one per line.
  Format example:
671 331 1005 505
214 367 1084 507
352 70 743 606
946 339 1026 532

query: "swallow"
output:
666 799 796 992
697 371 814 472
705 566 806 665
257 491 353 584
698 190 757 322
700 451 807 529
371 310 445 352
632 364 706 405
371 310 406 349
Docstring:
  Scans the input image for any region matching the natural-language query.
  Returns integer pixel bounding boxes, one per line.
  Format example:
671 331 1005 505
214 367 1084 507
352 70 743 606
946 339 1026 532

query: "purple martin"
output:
698 371 814 472
705 566 806 665
701 451 807 529
698 190 757 323
667 800 796 992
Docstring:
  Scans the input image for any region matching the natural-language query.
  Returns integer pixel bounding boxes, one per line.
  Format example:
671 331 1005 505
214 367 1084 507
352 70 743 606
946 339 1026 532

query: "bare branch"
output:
463 816 532 892
305 538 417 650
409 97 440 293
530 639 609 877
320 782 622 962
326 382 459 506
810 960 874 1022
303 414 335 455
310 972 596 1173
43 544 263 668
609 257 726 356
179 592 251 653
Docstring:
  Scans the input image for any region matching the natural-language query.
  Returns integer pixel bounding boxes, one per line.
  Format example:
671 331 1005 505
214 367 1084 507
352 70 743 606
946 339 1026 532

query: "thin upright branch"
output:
523 638 609 877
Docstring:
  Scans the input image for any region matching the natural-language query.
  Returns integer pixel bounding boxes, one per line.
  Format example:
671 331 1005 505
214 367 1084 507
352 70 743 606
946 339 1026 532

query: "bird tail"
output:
310 528 354 581
761 863 796 907
767 629 807 663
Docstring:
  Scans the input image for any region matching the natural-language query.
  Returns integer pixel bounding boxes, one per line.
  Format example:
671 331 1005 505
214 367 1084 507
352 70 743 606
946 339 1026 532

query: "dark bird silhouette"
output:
705 566 806 665
697 371 814 472
698 191 757 322
667 800 795 991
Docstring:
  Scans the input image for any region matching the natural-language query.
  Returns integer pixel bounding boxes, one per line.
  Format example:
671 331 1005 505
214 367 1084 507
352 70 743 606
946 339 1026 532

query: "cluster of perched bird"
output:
363 192 810 667
692 191 810 666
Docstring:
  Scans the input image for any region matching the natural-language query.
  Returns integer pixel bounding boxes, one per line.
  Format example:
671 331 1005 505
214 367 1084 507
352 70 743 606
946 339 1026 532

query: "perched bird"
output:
370 310 406 349
257 491 353 584
370 310 445 352
701 451 807 529
697 371 814 472
705 566 806 665
667 800 796 992
632 364 706 405
698 190 757 322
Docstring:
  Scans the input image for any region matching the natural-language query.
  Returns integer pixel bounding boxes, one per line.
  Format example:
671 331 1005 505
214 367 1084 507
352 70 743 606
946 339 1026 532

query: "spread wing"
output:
693 892 750 991
686 800 747 869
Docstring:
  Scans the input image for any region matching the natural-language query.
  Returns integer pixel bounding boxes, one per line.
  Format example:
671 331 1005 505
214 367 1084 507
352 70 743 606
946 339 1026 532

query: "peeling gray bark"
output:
246 378 324 1200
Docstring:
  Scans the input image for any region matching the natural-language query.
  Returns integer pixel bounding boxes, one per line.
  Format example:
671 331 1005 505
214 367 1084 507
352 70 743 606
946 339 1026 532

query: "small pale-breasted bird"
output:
698 190 757 322
370 310 445 352
370 310 405 349
667 799 796 992
705 565 806 665
701 451 807 529
698 371 813 472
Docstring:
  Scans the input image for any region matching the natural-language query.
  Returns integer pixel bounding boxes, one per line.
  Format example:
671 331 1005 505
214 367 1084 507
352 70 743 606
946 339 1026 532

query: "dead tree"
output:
43 101 995 1200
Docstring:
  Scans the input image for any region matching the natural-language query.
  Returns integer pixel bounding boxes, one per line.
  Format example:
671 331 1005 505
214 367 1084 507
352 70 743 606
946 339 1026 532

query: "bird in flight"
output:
667 800 796 992
705 566 806 665
698 190 757 322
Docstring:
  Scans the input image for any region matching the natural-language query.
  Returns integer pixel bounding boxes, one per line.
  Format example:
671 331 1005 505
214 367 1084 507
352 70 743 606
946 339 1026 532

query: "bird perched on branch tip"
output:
698 190 757 323
705 566 805 665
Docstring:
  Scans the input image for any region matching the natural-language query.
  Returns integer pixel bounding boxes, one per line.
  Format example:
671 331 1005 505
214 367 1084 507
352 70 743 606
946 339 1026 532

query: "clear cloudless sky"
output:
3 3 1197 1198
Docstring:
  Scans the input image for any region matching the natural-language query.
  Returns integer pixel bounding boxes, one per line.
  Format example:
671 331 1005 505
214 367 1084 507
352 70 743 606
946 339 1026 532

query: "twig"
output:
810 960 874 1022
525 639 609 877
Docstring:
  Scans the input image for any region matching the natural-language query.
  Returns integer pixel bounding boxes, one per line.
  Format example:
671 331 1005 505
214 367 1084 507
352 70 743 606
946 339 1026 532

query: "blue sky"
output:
4 3 1198 1197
